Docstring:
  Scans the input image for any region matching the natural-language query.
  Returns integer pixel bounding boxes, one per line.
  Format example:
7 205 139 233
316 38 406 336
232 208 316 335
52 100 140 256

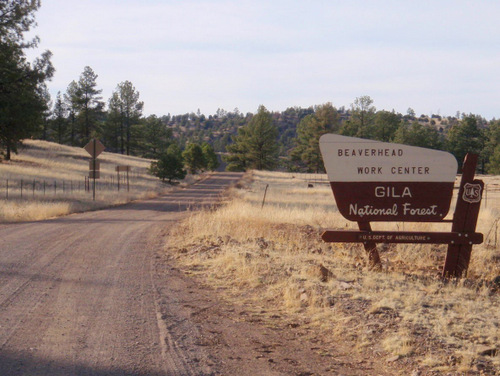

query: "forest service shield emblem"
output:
462 183 482 203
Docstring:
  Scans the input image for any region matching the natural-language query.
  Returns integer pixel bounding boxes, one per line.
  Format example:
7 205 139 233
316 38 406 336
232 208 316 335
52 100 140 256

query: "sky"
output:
26 0 500 119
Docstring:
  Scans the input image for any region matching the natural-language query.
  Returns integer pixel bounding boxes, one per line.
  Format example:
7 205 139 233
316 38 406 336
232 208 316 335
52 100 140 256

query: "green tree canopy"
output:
225 105 278 171
369 110 401 142
63 80 79 145
149 146 186 184
446 114 484 170
0 0 53 160
182 143 206 174
139 115 172 158
107 80 143 155
340 95 376 137
51 91 67 144
202 142 219 171
75 66 104 143
393 121 443 150
290 103 339 172
484 120 500 173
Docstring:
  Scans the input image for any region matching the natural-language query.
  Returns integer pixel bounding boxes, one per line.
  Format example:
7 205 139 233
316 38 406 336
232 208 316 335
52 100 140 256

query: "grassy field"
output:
169 170 500 375
0 139 193 222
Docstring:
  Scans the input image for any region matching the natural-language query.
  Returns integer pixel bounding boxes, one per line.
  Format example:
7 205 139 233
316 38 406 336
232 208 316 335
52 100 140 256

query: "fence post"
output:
261 184 269 209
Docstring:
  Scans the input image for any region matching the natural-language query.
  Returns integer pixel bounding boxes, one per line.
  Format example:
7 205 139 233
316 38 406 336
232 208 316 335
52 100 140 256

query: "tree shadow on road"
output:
0 350 171 376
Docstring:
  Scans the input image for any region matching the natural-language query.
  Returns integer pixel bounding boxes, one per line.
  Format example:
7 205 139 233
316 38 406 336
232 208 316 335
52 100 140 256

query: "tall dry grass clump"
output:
169 170 500 375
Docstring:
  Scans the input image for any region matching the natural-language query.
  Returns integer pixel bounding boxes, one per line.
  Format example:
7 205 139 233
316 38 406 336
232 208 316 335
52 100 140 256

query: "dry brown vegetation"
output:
168 170 500 375
0 139 196 222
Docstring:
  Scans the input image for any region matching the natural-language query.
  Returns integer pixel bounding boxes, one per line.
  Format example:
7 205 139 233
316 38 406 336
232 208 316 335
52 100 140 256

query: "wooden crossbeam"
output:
322 230 483 245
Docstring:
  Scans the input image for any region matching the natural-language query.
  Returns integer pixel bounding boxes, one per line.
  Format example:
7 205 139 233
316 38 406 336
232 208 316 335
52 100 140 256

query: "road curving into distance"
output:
0 173 242 376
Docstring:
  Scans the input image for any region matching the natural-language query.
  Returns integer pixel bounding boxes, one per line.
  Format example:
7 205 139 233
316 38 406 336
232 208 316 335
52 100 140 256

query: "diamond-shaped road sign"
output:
84 139 105 159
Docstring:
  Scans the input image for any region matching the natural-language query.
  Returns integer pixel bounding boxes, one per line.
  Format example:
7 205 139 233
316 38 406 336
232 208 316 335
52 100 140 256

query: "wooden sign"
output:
115 165 130 172
319 134 457 222
319 134 484 278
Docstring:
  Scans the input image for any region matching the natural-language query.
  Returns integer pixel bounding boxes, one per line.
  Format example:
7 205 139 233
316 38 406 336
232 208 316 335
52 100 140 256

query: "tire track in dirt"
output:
0 173 242 376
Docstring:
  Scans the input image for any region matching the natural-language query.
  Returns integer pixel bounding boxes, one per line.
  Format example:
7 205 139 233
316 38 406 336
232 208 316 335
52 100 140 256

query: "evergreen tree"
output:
225 105 278 171
0 0 54 160
63 80 80 146
76 66 104 143
182 143 206 174
487 145 500 174
106 81 143 155
202 142 219 171
149 146 186 184
484 120 500 173
290 103 339 172
103 91 123 153
51 91 67 144
369 110 401 142
141 115 172 158
340 95 376 137
446 114 484 170
393 121 443 149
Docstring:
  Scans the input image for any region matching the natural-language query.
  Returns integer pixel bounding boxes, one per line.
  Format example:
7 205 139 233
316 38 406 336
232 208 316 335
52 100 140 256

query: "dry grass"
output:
0 139 198 222
169 170 500 375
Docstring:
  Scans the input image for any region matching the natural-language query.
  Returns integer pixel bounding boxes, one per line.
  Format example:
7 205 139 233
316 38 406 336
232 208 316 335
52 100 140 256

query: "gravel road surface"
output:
0 172 373 376
0 173 243 375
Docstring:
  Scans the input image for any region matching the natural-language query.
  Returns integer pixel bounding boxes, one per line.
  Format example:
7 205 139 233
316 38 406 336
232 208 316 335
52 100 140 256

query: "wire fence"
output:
0 173 143 200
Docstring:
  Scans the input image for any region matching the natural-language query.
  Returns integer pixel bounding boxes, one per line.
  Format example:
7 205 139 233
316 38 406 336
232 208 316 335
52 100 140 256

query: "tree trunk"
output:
5 143 11 161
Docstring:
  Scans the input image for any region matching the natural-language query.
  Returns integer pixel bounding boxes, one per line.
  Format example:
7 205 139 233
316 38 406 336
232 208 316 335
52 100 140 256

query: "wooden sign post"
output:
319 134 483 277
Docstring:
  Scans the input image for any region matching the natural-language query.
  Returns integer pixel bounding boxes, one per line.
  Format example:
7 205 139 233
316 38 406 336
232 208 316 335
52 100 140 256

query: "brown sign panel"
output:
84 139 105 159
89 160 101 171
319 134 458 222
89 171 100 179
322 230 483 245
115 165 130 172
331 181 454 222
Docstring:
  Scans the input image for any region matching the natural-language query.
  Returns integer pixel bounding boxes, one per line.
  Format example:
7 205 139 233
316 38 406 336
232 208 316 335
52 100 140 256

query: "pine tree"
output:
225 105 278 171
141 115 172 158
149 145 186 184
76 66 104 143
290 103 338 172
0 0 54 159
51 91 67 144
182 143 206 174
202 142 219 171
63 81 80 146
446 114 484 170
106 81 143 155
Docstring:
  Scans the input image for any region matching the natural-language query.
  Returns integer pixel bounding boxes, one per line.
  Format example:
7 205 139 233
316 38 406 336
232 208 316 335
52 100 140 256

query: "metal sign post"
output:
319 134 483 277
84 139 105 201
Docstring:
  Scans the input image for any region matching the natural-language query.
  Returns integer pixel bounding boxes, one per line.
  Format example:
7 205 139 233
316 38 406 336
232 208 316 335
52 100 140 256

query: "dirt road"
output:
0 172 367 376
